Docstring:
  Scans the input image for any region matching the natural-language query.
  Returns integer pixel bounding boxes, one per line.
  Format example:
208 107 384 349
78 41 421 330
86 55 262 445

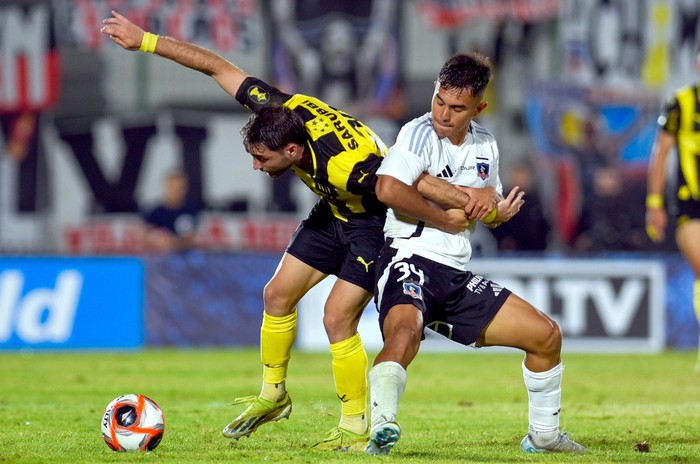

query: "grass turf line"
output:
1 349 699 463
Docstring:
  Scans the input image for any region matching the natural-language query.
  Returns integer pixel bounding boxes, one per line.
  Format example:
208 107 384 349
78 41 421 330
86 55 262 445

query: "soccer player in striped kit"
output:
646 46 700 374
365 52 587 455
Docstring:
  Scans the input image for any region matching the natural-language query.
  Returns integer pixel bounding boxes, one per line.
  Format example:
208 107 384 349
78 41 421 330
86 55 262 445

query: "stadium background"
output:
0 0 696 352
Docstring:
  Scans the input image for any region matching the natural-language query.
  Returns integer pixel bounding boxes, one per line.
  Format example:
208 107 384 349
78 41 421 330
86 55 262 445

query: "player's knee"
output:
262 280 295 314
540 320 562 358
322 311 341 333
383 321 421 350
322 304 360 337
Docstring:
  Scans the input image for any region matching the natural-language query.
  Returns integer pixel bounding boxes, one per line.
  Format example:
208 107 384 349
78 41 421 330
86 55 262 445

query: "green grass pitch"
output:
2 348 699 463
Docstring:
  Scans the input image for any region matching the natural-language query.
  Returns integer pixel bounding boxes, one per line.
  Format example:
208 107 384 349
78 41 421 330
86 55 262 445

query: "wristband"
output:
646 194 663 208
646 224 657 241
139 32 159 53
482 208 498 224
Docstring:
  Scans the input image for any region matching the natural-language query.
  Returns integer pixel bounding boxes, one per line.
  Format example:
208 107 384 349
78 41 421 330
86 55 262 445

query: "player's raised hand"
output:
481 186 524 228
496 186 525 223
101 11 146 51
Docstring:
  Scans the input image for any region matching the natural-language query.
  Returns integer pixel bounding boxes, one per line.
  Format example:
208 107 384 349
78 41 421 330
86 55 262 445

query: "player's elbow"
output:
375 175 395 205
374 176 389 202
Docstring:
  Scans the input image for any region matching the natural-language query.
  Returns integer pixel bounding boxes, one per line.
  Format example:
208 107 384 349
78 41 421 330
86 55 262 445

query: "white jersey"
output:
377 112 503 271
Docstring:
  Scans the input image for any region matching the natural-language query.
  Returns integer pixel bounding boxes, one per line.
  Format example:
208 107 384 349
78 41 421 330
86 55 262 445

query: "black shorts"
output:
286 199 385 293
676 198 700 224
374 244 511 346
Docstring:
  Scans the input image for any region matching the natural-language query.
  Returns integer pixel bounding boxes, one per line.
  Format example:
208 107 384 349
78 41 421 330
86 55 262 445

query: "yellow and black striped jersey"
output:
235 77 387 221
660 84 700 202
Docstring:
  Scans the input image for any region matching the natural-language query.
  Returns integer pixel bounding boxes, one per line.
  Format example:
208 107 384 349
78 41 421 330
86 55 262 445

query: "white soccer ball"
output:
101 394 165 452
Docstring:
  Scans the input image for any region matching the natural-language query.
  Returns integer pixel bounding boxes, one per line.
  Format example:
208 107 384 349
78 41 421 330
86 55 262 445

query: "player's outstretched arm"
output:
101 10 249 98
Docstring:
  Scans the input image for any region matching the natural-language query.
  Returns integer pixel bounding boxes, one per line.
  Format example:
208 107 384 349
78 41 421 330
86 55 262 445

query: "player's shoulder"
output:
286 92 323 106
470 120 496 143
669 82 699 105
675 82 698 95
236 76 291 110
396 113 436 152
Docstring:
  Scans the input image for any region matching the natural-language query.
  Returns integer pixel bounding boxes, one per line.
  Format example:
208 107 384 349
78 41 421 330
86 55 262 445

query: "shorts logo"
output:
356 256 374 272
403 282 422 300
476 162 490 180
358 170 369 184
248 86 269 103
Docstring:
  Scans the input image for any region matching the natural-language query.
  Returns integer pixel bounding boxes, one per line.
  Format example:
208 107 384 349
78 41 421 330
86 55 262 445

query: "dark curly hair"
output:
241 105 307 153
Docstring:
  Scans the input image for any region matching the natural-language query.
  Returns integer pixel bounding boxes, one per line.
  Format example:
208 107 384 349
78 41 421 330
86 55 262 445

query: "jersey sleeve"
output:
486 139 504 194
659 94 680 135
376 121 431 185
235 77 293 112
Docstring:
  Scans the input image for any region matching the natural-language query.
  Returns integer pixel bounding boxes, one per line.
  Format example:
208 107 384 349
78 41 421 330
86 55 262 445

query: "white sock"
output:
369 361 407 429
522 361 563 447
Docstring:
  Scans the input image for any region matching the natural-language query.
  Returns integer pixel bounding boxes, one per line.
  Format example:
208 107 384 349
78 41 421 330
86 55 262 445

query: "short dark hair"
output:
438 52 493 98
241 105 307 153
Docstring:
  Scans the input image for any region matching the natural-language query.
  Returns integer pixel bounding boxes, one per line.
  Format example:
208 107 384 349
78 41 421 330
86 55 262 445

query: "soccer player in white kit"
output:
365 52 588 455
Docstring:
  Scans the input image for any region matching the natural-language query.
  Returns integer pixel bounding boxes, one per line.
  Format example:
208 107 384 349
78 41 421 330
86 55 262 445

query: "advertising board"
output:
0 257 143 349
297 258 666 353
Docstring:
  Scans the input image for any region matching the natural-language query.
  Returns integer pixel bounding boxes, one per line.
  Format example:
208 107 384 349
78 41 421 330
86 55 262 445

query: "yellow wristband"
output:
139 32 159 53
482 207 498 224
646 224 657 241
646 194 663 208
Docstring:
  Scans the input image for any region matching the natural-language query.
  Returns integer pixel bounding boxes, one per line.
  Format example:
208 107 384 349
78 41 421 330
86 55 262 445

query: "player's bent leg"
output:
313 334 370 451
522 362 566 448
259 310 297 401
519 361 587 453
222 310 296 439
479 294 587 453
479 294 560 363
223 253 325 439
366 361 407 455
259 255 327 397
363 306 420 455
313 281 372 450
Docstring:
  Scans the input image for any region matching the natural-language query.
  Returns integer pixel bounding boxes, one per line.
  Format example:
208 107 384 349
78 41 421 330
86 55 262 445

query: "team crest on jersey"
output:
476 162 490 180
248 86 269 103
403 282 423 300
307 115 333 140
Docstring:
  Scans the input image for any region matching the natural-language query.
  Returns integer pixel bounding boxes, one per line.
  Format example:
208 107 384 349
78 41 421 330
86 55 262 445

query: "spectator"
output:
490 160 551 252
141 169 199 252
574 166 647 252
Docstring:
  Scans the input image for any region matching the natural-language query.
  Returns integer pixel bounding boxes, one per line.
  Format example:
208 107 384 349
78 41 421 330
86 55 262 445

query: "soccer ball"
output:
101 394 165 452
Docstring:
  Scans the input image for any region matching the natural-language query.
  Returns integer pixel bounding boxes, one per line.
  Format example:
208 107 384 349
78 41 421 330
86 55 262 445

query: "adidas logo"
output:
436 165 454 178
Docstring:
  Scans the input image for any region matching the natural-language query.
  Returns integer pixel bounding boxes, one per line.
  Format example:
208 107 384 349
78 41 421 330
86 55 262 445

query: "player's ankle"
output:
339 413 367 434
260 381 287 402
